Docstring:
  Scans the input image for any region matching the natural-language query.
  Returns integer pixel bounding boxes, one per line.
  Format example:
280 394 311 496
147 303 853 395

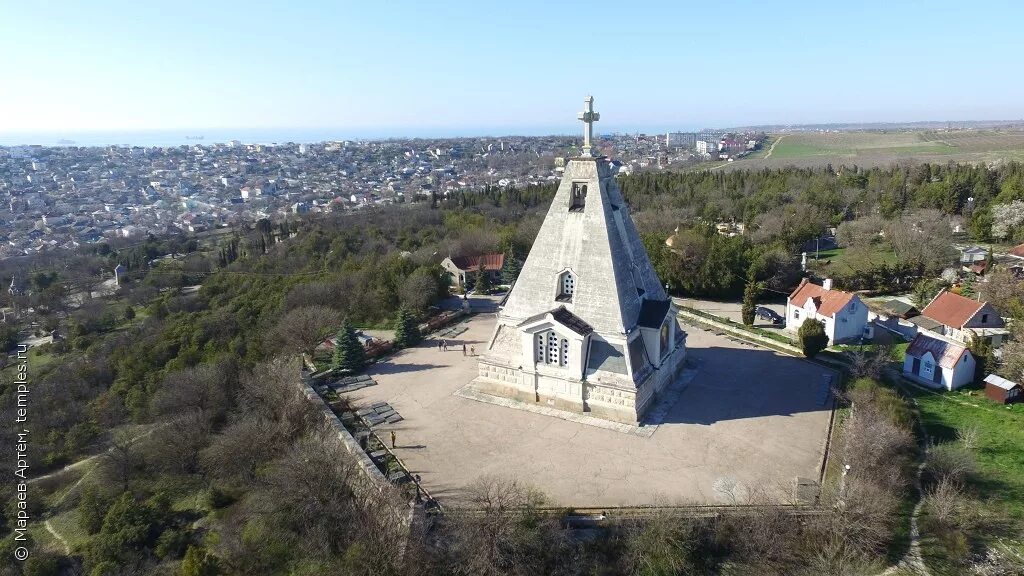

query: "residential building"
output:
916 290 1007 348
960 245 988 264
903 333 976 391
786 278 868 344
441 253 505 288
665 132 697 149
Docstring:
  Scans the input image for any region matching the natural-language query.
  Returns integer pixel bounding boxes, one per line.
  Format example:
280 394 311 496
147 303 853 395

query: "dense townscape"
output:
0 131 765 258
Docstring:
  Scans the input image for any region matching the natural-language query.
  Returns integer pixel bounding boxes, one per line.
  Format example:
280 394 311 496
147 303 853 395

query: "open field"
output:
722 130 1024 170
809 245 900 274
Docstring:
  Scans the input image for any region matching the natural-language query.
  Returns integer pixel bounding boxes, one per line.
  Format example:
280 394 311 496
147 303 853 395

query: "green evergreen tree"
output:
332 320 366 373
797 318 829 358
741 276 763 326
393 307 421 349
501 251 522 285
961 273 977 298
474 261 493 293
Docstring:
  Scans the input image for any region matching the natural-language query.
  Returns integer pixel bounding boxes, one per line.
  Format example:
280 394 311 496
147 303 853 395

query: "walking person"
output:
437 339 442 352
470 346 476 356
462 343 467 356
441 339 447 351
390 430 397 449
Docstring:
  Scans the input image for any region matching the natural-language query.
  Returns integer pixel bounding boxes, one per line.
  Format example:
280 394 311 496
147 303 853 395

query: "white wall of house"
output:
902 350 976 391
831 298 869 342
785 296 868 345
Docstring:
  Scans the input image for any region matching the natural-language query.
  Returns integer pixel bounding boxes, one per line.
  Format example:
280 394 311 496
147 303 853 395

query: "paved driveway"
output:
349 314 834 507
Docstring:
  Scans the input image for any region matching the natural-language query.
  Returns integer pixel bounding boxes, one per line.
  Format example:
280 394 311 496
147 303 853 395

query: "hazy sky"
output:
2 0 1023 135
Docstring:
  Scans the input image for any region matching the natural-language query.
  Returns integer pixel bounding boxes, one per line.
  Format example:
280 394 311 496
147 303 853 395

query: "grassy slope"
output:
904 383 1024 572
909 385 1024 518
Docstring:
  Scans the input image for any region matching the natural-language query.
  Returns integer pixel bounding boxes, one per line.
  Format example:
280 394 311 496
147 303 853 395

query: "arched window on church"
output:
556 270 575 302
547 331 559 365
534 330 567 367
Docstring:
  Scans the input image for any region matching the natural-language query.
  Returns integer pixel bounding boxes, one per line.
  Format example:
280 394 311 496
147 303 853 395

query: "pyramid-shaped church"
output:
475 96 687 425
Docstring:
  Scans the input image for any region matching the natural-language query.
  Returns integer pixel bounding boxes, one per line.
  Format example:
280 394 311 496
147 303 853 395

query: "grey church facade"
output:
473 97 687 425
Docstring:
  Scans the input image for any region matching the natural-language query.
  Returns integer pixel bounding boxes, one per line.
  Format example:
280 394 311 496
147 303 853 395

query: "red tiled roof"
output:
1010 243 1024 258
450 253 505 272
906 333 969 369
788 278 855 317
920 290 983 329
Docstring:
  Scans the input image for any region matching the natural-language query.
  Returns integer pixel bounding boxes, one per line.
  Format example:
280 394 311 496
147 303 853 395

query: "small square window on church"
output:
569 182 587 212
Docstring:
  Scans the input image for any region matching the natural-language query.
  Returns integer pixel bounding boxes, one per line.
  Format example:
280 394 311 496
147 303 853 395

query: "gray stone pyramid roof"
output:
500 156 668 336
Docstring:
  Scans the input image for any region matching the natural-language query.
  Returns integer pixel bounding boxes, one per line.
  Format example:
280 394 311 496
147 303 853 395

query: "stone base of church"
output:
474 343 687 426
633 343 688 417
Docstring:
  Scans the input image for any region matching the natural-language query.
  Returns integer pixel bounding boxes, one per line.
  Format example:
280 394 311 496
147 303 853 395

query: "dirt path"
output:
44 519 71 555
29 424 162 485
764 134 787 159
878 372 932 576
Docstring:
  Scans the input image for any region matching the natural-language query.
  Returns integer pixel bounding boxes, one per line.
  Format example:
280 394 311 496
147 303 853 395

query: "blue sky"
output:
2 0 1023 136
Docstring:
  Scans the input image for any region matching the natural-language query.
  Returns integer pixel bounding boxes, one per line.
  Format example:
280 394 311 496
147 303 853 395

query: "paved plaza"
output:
350 314 835 508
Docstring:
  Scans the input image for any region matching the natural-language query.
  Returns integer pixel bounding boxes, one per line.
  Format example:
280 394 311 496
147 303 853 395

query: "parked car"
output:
755 306 783 325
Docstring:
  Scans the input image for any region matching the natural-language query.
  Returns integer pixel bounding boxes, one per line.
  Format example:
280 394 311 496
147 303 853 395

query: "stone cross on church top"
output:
577 95 600 157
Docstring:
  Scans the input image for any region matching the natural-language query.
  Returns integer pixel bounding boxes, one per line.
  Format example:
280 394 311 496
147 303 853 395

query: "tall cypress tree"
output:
332 320 366 373
393 307 421 349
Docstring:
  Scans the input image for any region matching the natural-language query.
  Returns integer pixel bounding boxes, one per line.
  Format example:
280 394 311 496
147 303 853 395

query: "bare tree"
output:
448 475 555 576
268 304 341 355
100 429 142 491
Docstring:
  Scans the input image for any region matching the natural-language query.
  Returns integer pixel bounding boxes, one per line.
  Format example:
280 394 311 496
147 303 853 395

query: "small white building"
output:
786 278 868 344
903 333 976 391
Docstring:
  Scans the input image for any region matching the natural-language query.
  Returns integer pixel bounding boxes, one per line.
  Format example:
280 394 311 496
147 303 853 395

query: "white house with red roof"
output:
786 278 868 344
902 332 976 390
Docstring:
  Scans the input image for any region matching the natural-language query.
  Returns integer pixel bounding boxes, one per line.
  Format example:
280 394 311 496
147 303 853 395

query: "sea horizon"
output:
0 124 706 148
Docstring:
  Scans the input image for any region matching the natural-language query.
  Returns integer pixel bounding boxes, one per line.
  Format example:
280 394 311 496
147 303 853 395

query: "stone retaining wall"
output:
299 376 388 492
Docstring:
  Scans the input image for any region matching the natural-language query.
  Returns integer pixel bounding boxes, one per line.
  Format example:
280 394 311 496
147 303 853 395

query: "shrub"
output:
206 486 236 509
797 318 828 358
924 443 977 488
156 528 192 559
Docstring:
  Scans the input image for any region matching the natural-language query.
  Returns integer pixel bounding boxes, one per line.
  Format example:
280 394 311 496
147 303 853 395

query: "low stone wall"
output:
299 377 388 492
